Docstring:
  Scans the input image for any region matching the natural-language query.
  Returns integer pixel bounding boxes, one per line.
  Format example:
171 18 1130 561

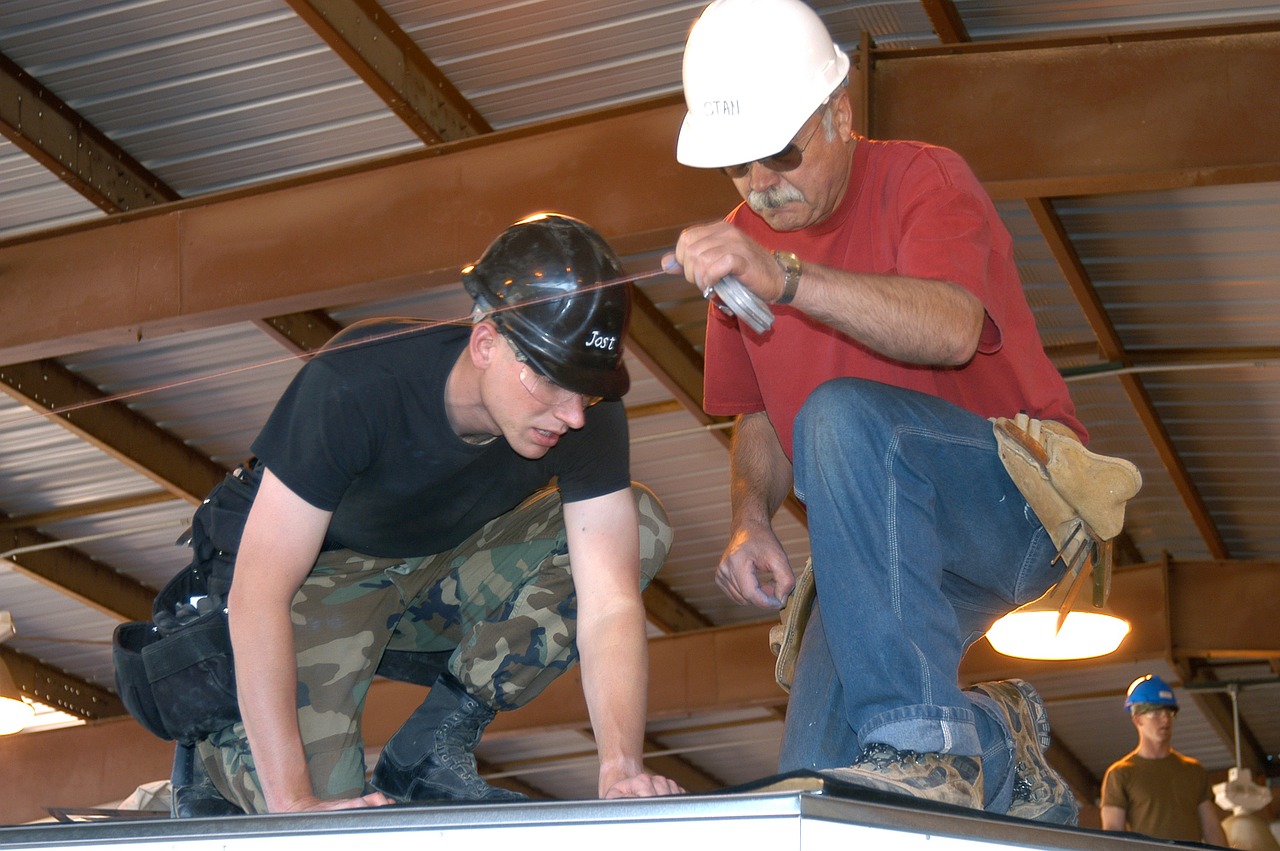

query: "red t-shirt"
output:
704 137 1084 459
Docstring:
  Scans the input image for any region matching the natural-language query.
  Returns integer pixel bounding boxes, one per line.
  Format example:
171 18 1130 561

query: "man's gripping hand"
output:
717 523 795 610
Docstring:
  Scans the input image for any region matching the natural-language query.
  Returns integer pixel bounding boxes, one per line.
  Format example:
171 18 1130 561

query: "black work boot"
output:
371 673 528 803
171 743 244 818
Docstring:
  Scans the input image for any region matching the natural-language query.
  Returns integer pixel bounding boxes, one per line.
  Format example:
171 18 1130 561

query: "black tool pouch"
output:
112 461 260 744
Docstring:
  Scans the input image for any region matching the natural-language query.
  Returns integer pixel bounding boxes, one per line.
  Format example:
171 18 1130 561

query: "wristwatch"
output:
773 250 802 305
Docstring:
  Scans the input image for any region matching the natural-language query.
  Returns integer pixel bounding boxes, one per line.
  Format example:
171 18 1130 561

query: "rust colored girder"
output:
0 50 179 212
642 577 712 634
919 0 970 43
4 17 1279 363
0 645 124 721
1167 560 1280 659
1026 199 1126 363
0 360 227 504
2 524 156 623
286 0 491 144
626 285 720 432
0 96 738 365
255 310 345 355
868 24 1280 200
0 491 178 532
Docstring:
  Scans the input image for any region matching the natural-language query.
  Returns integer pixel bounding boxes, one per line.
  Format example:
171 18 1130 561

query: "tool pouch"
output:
768 558 815 693
112 556 240 744
112 462 259 744
991 414 1142 604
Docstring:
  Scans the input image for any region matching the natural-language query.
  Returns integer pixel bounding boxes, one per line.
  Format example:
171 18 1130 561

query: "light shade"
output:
988 540 1131 660
0 660 36 735
987 608 1131 660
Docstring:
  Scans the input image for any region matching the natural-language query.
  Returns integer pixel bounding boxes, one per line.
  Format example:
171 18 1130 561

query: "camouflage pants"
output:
199 484 671 813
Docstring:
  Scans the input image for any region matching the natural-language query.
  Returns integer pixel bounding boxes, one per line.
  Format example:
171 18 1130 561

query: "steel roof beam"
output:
866 23 1280 200
0 645 124 720
0 50 178 212
2 24 1278 362
0 491 179 531
0 98 738 365
1 523 155 623
0 360 227 504
475 559 1278 789
919 0 969 44
286 0 491 144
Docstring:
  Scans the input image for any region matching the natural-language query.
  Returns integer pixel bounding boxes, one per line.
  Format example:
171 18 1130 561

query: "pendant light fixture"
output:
0 611 36 735
985 560 1130 661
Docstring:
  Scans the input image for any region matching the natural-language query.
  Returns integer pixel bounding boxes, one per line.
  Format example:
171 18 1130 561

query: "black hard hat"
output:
462 212 632 399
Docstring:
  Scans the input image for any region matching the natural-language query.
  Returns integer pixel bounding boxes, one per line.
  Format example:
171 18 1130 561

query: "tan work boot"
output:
824 743 983 810
969 679 1079 824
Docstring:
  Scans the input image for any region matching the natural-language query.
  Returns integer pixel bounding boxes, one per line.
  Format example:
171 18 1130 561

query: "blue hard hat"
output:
1124 674 1179 713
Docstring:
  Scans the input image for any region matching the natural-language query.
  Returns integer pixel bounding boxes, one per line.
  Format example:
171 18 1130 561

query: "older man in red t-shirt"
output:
664 0 1092 824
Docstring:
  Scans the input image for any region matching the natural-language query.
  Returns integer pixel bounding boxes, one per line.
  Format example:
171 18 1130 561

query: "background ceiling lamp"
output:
0 611 36 735
986 573 1131 661
0 661 35 736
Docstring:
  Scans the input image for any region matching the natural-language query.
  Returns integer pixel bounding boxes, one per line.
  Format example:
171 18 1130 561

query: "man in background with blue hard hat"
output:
1101 674 1227 844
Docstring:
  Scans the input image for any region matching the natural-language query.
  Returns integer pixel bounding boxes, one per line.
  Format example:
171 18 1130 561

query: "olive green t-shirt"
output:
1101 750 1211 841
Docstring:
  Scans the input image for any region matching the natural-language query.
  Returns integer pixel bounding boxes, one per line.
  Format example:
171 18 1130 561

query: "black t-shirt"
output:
242 318 629 558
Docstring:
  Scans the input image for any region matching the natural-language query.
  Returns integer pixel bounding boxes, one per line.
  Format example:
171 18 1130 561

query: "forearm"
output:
793 263 984 366
229 602 313 811
671 221 984 366
728 412 794 532
1200 801 1228 846
577 599 652 794
1099 805 1127 831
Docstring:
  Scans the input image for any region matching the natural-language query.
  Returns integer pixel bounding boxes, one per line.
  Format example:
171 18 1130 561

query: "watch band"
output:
773 250 802 305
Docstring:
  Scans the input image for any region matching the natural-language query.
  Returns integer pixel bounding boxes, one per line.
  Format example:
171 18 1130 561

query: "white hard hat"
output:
677 0 850 169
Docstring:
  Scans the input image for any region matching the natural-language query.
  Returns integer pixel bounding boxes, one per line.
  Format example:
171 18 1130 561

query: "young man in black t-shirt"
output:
186 213 681 814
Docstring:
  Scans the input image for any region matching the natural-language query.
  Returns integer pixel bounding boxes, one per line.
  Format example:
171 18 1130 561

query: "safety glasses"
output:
503 335 603 410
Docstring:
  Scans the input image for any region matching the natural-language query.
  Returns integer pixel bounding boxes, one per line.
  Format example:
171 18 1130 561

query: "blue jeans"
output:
779 378 1062 813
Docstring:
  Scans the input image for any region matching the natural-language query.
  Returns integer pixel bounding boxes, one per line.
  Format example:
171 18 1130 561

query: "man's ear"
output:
832 89 855 138
469 319 501 369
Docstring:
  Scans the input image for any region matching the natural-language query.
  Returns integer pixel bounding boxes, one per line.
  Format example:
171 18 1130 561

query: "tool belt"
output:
768 558 814 694
766 415 1142 692
112 461 259 744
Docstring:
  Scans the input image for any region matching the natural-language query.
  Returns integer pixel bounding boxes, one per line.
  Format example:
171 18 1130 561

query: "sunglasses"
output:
721 110 827 180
